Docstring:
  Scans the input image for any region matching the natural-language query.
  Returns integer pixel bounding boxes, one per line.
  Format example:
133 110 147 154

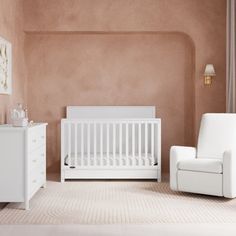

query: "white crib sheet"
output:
64 153 157 167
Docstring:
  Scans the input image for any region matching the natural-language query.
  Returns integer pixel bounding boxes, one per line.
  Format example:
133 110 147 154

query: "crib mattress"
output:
64 153 157 167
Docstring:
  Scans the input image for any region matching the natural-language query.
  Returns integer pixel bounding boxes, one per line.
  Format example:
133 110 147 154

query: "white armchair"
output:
170 113 236 198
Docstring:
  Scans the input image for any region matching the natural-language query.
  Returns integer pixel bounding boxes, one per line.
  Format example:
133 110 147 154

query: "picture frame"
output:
0 36 12 95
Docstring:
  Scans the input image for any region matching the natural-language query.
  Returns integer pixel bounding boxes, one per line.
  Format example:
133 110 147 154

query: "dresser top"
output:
0 123 48 130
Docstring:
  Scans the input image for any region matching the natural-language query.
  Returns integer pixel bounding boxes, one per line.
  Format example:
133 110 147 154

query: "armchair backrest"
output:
197 113 236 159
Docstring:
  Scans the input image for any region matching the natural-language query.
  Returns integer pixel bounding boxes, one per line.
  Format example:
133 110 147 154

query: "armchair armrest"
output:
170 146 196 191
223 150 236 198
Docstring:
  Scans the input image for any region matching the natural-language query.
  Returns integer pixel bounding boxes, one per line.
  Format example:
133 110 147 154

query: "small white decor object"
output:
0 123 47 210
11 103 28 127
0 36 12 94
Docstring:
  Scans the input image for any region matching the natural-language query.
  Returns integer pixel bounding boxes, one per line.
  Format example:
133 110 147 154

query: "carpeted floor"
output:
1 224 236 236
0 179 236 224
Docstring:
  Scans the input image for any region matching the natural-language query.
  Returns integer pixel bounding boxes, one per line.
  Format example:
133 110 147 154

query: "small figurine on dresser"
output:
11 103 28 127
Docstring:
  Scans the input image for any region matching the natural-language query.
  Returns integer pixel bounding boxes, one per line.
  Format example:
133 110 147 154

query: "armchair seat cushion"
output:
178 159 223 174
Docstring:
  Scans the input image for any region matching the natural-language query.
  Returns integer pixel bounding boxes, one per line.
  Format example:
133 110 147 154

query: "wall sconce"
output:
204 64 216 85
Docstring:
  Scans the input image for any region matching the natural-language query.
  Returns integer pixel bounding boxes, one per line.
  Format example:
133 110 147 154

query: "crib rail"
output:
61 118 161 168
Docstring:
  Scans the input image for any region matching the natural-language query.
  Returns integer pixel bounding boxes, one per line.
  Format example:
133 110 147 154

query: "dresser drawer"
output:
28 146 46 170
28 165 45 198
28 126 46 152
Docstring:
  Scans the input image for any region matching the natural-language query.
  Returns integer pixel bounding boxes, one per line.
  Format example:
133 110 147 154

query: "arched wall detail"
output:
25 31 196 172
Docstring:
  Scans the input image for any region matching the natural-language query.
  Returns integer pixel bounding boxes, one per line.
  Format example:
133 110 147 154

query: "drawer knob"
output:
32 159 37 163
32 139 36 143
32 179 37 183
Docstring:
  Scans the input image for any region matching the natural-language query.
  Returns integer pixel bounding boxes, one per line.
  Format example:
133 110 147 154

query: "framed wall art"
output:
0 36 12 95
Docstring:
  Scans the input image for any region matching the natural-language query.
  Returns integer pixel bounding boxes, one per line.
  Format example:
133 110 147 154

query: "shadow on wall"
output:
25 31 195 173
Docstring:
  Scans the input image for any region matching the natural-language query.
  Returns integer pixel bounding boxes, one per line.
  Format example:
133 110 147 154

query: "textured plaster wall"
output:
25 33 194 172
23 0 226 173
0 0 27 124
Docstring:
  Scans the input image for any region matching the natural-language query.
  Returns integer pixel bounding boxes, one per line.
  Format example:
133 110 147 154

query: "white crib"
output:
61 106 161 182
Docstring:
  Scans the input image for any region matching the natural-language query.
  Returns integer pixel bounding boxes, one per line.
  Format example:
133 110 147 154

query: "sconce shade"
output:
204 64 216 76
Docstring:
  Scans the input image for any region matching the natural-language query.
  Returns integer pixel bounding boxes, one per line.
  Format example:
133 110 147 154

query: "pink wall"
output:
23 0 226 173
25 33 194 172
0 0 27 123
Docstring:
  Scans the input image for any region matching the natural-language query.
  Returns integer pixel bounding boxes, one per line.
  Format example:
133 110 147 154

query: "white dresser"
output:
0 123 47 210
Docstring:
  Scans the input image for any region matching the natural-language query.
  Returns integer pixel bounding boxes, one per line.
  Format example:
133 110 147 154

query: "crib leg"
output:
23 200 30 210
157 173 161 183
61 171 65 183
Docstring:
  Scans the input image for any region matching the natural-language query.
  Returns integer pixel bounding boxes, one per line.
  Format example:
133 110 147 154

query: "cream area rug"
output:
0 179 236 224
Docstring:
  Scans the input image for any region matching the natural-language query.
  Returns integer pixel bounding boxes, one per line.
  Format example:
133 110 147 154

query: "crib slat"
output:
107 123 109 162
119 123 122 165
94 123 97 165
126 122 129 166
81 123 84 166
151 122 154 165
132 123 135 165
157 121 161 177
138 122 142 166
61 121 65 182
100 123 103 166
113 123 116 166
145 122 148 165
68 123 71 167
74 123 77 167
87 123 90 166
